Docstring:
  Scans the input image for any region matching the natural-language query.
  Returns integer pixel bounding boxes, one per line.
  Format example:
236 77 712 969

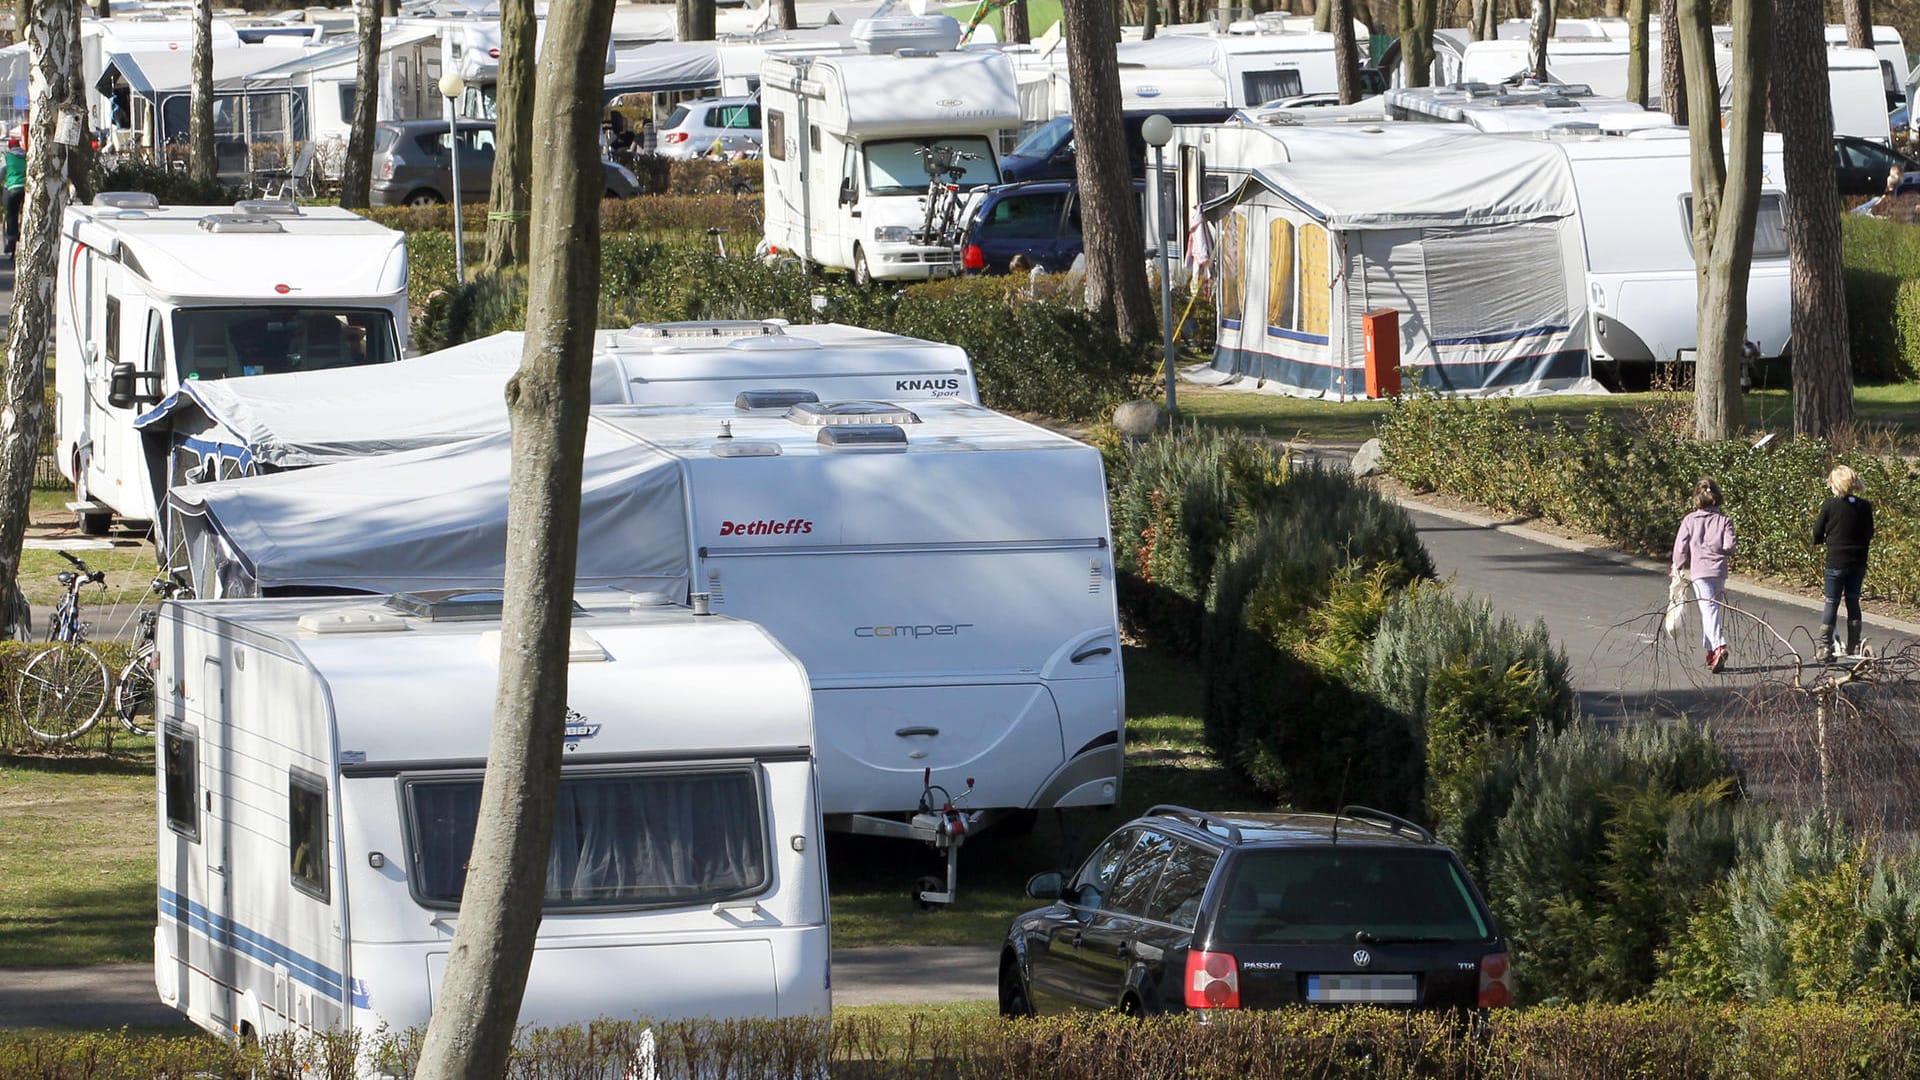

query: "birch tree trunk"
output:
338 0 381 209
1062 0 1153 338
1679 0 1768 441
1773 0 1852 438
408 0 614 1071
1662 0 1686 122
188 0 214 185
62 0 85 203
484 0 534 270
1331 0 1360 101
0 0 76 644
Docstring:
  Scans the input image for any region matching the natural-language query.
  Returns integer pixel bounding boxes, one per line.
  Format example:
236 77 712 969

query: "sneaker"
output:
1709 646 1727 673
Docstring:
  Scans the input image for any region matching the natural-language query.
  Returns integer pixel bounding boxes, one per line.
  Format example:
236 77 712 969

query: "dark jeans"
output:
1822 565 1866 625
3 187 20 253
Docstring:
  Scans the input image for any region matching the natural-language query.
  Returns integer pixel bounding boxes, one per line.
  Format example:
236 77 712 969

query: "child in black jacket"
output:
1812 464 1875 662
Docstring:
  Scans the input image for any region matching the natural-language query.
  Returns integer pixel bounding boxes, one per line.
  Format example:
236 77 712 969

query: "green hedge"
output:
0 640 139 753
10 1005 1920 1079
1844 215 1920 382
1378 393 1920 606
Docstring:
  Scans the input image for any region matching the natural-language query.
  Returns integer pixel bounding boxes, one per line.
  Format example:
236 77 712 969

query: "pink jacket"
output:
1673 508 1737 580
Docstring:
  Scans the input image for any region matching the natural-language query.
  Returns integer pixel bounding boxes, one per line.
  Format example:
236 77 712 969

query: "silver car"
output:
656 97 761 159
369 119 641 206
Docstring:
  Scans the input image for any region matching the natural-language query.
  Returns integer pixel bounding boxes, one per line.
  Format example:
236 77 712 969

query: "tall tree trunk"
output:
1528 0 1553 81
1 0 76 651
1062 0 1153 338
1774 0 1852 437
1313 0 1331 32
778 0 797 30
188 0 214 185
1679 0 1769 440
89 0 102 16
1399 0 1435 86
1332 0 1360 101
680 0 715 40
1602 0 1622 14
1471 0 1495 40
407 0 613 1072
1843 0 1869 50
1144 0 1159 39
484 0 534 270
338 0 381 209
63 0 86 203
1628 0 1650 105
1661 0 1686 122
1008 0 1032 42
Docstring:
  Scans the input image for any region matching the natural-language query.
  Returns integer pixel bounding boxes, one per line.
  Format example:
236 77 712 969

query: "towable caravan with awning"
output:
55 196 408 535
1202 134 1598 397
153 589 828 1049
167 399 1123 905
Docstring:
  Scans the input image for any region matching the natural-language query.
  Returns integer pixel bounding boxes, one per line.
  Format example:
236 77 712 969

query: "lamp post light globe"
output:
1141 113 1176 416
439 72 468 283
1140 113 1173 148
438 72 466 101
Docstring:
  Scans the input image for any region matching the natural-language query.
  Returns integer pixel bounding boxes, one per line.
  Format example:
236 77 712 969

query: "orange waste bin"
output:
1363 307 1401 399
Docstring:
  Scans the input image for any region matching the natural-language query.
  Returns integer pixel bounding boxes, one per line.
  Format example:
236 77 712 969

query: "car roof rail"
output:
1144 804 1243 845
1334 805 1435 845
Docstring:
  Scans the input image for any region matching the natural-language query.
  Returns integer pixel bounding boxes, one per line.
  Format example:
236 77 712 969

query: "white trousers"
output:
1692 575 1727 650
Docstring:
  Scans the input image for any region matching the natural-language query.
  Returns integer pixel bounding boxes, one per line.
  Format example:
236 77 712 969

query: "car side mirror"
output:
107 362 161 409
838 178 856 206
1026 871 1065 901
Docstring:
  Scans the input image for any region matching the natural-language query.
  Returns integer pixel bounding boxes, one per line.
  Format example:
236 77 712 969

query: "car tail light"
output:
962 244 984 270
1477 951 1511 1008
378 158 393 179
1184 950 1240 1009
665 132 689 144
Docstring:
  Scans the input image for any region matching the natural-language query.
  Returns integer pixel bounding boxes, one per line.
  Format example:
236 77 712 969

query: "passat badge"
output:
1353 949 1372 968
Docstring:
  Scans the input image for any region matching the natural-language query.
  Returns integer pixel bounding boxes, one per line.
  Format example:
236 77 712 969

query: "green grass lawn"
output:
0 643 1239 966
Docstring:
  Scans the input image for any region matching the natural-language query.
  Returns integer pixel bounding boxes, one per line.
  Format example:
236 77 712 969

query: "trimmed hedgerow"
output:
1843 214 1920 382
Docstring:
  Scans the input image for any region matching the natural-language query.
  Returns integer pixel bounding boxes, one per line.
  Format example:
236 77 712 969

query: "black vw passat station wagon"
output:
999 805 1511 1016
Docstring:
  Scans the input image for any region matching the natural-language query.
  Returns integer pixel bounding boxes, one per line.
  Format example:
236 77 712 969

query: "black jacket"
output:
1812 495 1875 570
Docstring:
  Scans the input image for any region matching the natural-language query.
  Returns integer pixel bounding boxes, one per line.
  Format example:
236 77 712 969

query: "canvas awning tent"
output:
101 46 312 150
1201 132 1598 398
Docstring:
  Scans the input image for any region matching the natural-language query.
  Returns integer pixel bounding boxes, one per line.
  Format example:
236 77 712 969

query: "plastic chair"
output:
258 142 317 201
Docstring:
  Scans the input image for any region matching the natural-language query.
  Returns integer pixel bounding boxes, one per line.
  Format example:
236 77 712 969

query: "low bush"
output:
89 161 227 206
0 640 138 753
1378 392 1920 606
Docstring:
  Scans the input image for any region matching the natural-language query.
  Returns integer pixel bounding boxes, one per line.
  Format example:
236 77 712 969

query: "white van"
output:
154 589 828 1046
1823 23 1909 110
759 17 1021 282
54 195 408 534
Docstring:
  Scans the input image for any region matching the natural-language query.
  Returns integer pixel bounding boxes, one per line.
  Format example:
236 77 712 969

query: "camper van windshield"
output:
404 767 769 911
864 137 1000 196
172 308 400 381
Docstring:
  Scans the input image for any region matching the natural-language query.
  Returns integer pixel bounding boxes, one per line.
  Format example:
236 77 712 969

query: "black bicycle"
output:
112 576 193 738
16 551 110 743
913 143 982 250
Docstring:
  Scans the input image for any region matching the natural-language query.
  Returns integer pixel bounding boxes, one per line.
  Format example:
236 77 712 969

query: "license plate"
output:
1305 974 1418 1004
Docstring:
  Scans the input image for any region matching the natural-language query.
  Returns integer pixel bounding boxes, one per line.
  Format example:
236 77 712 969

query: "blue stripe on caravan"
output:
1213 346 1590 394
159 887 344 998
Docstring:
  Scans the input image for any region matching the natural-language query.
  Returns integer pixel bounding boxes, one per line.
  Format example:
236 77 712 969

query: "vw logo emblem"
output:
1353 949 1372 968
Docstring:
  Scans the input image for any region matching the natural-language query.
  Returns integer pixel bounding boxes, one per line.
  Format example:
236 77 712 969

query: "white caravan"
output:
1384 83 1675 132
1821 24 1906 108
759 17 1021 281
153 589 828 1048
167 399 1124 903
54 195 408 534
1009 32 1344 122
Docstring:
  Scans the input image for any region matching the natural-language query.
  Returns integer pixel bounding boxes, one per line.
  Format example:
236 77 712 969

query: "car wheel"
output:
405 189 445 206
998 955 1034 1018
853 244 872 287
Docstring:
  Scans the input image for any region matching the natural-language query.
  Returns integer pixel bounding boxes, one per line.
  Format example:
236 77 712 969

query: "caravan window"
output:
863 136 1000 196
172 307 400 381
1243 69 1304 106
765 109 786 160
163 725 199 842
1679 193 1788 261
104 297 120 365
145 311 166 376
403 766 770 911
289 770 330 901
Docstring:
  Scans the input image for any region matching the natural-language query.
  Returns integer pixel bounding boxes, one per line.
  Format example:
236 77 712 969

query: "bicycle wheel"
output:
113 651 156 738
17 644 110 743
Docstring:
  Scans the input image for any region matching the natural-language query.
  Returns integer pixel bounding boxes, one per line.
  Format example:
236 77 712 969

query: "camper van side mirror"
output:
838 177 856 206
107 362 161 409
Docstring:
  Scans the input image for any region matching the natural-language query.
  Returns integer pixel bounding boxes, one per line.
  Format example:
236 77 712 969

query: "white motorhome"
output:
55 195 408 534
167 399 1124 903
1821 24 1907 109
153 589 829 1047
759 17 1021 282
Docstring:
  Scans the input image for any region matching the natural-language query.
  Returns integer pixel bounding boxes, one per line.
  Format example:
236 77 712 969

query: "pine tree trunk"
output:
1008 0 1031 42
338 0 381 210
778 0 797 30
1528 0 1553 81
1843 0 1869 50
1603 0 1622 14
0 0 76 646
188 0 214 185
1332 0 1360 101
1313 0 1331 33
1144 0 1159 39
1774 0 1852 438
1627 0 1649 105
484 0 534 271
1399 0 1435 86
681 0 715 40
1471 0 1494 41
407 0 613 1071
1062 0 1153 339
1662 0 1686 122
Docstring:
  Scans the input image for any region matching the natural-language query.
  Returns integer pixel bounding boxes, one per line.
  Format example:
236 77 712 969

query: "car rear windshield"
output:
1213 848 1493 945
403 766 769 911
1011 116 1071 159
663 105 692 130
172 307 400 381
373 126 398 154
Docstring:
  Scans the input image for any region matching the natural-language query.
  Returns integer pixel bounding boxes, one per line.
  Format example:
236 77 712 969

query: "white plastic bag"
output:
1663 571 1690 638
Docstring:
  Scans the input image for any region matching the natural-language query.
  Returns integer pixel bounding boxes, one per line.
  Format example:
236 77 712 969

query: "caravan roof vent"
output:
712 440 782 458
736 388 820 411
233 198 301 216
626 320 784 340
93 191 160 210
198 213 285 234
786 400 920 426
383 588 591 622
297 609 410 635
817 424 908 449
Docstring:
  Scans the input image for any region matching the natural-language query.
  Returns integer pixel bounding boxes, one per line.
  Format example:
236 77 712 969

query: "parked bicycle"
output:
913 143 982 250
16 551 110 743
112 576 193 738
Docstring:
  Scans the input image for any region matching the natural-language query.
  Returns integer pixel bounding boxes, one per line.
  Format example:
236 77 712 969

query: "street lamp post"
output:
438 72 467 284
1140 113 1175 418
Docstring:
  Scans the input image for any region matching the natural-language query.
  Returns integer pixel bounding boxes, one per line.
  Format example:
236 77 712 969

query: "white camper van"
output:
759 17 1021 282
167 399 1124 903
154 589 829 1045
1822 23 1909 109
54 196 408 534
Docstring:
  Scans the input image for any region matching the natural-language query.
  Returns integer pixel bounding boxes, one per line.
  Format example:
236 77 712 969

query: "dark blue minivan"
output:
999 109 1235 183
961 180 1146 274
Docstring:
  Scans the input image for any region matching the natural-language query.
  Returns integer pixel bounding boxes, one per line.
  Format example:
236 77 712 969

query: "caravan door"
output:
200 658 235 1030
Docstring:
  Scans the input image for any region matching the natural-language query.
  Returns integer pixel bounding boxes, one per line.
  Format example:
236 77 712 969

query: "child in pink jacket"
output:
1672 477 1737 673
